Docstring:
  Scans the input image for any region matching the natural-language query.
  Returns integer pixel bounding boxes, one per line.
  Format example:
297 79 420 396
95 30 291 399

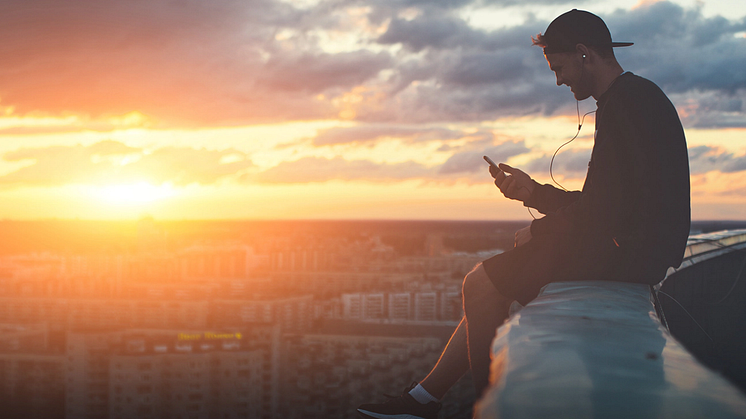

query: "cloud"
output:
669 90 746 128
359 2 746 125
0 0 387 126
311 125 463 145
0 112 154 136
254 139 746 187
15 139 742 190
688 145 746 174
338 13 572 121
717 184 746 197
128 147 254 185
605 2 746 126
0 140 253 187
253 136 533 185
376 9 546 53
378 13 488 52
254 156 431 183
361 0 574 16
523 148 593 178
0 126 89 136
0 1 744 128
258 51 392 93
438 140 530 174
615 5 746 93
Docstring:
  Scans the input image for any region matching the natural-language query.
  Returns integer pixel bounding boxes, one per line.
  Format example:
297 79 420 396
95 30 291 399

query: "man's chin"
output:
573 91 592 101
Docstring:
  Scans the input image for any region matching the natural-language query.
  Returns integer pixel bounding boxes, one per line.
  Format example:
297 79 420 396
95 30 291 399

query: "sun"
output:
96 182 175 204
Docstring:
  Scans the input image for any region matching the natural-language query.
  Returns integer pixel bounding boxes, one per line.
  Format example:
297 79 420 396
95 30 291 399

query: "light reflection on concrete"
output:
476 281 746 419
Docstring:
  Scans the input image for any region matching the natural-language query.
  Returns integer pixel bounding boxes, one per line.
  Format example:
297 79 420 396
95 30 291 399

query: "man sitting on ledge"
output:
358 9 690 419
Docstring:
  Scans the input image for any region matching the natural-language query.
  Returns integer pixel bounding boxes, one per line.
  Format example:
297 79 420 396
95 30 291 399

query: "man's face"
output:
545 52 591 101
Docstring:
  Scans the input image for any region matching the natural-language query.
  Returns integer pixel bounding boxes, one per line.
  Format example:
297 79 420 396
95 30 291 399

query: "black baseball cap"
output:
541 9 633 54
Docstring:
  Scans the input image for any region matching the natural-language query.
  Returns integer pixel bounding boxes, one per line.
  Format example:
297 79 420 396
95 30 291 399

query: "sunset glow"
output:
0 0 743 221
94 183 175 205
2 3 746 419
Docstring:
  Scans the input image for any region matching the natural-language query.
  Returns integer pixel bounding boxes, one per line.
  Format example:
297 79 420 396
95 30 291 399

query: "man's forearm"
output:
523 182 582 214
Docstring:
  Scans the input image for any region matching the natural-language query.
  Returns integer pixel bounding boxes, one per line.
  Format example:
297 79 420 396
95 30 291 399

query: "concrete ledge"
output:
475 281 746 419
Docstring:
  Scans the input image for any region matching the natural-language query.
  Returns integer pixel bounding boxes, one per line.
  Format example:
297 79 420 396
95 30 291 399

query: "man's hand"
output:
494 163 535 203
514 226 532 248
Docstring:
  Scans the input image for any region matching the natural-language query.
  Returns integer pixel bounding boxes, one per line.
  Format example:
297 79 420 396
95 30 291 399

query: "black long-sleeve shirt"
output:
525 72 690 282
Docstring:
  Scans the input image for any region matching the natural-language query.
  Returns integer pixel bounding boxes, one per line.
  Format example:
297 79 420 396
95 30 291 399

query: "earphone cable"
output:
550 100 595 191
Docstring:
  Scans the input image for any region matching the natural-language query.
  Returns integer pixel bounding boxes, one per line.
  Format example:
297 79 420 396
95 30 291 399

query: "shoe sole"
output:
357 409 429 419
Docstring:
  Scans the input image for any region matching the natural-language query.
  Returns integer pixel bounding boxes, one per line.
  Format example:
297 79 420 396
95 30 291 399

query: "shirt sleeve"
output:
523 182 582 214
522 179 584 237
528 191 589 236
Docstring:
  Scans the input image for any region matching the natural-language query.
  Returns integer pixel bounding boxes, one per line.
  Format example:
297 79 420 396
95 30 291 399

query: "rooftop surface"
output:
476 230 746 419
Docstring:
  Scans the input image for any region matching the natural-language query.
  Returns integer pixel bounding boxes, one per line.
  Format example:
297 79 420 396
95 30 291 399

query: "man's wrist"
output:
526 180 537 196
522 180 539 204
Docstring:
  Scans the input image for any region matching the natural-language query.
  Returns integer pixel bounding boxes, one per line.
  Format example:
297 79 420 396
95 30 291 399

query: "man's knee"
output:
462 264 501 309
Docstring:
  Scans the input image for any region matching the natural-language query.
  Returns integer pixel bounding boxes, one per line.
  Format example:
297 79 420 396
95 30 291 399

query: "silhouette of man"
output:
358 9 690 419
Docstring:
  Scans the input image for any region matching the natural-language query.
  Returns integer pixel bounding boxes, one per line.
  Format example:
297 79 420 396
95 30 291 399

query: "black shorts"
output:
481 233 625 306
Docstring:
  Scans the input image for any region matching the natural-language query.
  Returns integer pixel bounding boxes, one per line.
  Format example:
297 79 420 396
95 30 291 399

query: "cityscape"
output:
0 218 532 419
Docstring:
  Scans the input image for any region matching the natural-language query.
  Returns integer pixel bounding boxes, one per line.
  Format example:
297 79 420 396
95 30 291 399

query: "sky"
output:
0 0 744 221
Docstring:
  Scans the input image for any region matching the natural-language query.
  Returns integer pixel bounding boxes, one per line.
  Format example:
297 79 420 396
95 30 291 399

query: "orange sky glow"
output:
0 1 744 221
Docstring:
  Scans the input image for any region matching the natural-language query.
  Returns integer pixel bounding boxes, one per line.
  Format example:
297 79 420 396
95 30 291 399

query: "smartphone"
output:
483 155 503 180
483 155 498 168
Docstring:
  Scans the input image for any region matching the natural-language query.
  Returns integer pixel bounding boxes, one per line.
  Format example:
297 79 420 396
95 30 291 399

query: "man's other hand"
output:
495 163 535 203
515 226 532 248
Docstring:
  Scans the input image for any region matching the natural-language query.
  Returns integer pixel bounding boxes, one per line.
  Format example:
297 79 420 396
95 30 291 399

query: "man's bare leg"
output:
419 316 470 399
419 264 511 399
462 264 511 396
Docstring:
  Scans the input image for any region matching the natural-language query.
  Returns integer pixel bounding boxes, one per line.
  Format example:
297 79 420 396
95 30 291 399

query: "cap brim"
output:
543 42 634 54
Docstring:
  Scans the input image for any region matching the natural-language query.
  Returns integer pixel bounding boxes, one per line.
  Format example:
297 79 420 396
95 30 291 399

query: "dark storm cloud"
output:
0 141 253 186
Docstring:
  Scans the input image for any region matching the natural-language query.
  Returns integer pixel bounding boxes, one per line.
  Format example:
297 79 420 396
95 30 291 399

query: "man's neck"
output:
591 62 625 100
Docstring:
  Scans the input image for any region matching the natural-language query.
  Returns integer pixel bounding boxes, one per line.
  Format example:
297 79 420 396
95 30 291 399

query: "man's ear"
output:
575 43 590 61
